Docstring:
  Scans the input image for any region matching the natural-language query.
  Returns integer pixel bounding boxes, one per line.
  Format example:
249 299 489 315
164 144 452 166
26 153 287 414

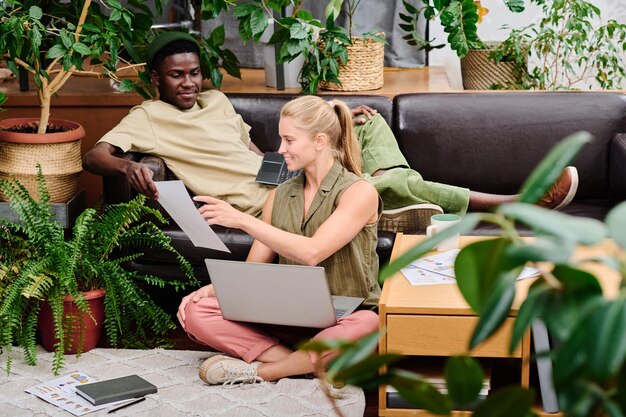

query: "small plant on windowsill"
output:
304 131 626 417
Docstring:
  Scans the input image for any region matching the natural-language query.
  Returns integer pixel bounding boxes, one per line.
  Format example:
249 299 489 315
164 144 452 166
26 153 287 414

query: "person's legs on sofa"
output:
355 114 578 228
467 166 578 211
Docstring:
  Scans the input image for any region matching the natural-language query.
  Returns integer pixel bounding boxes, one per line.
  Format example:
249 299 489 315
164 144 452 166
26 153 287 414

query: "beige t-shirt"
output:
99 90 271 216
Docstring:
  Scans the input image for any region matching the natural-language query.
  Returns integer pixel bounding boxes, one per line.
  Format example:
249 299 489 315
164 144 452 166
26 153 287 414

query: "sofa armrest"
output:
610 133 626 202
103 152 139 205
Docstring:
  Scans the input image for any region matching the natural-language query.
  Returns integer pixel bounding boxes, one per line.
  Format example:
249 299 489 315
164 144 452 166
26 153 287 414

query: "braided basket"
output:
320 36 385 92
0 118 84 203
460 42 519 90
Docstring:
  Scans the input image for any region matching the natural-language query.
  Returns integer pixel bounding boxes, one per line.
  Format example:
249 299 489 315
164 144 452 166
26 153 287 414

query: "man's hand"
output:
351 104 378 125
177 284 215 329
124 162 159 199
83 142 159 199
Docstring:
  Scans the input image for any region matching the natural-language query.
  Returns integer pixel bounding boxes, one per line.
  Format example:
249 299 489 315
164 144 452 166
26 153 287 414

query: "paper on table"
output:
400 266 457 286
401 249 540 286
154 181 230 252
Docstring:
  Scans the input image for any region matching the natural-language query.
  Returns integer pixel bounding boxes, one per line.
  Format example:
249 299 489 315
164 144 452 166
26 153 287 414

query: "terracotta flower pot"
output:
0 118 84 203
37 288 106 355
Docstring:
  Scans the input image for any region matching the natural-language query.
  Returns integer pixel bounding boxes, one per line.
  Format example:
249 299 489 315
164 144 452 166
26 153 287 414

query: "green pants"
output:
356 114 470 215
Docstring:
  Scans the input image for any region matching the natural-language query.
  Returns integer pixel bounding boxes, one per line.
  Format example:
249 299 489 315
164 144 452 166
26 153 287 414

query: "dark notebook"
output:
75 374 157 406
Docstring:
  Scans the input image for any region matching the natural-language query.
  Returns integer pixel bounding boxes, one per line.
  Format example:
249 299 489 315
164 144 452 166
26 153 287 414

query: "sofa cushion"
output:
393 92 626 199
227 93 393 152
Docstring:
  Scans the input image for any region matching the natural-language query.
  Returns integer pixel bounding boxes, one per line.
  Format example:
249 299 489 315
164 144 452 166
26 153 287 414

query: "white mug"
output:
426 214 462 251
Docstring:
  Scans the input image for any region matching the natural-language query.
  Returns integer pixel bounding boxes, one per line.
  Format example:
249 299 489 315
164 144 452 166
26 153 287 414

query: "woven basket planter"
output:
460 42 521 90
320 37 385 92
0 118 84 203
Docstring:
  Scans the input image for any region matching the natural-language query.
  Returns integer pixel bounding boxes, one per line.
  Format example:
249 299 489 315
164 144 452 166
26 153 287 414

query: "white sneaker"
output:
379 203 444 233
199 355 263 386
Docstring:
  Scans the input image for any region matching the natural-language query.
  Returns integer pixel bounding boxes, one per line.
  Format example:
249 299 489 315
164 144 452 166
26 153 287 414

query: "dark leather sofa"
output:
103 91 626 286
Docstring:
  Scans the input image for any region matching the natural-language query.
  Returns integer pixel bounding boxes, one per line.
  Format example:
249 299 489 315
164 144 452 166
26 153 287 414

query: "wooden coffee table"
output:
378 233 620 417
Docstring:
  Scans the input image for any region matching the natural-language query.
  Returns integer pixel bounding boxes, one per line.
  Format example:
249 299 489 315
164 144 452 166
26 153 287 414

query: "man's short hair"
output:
147 31 200 72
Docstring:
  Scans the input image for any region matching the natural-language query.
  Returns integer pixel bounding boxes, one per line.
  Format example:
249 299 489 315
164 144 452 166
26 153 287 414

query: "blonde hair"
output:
280 96 362 176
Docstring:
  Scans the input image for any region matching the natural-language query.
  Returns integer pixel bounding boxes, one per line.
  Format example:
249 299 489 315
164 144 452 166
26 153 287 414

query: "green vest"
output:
272 161 382 306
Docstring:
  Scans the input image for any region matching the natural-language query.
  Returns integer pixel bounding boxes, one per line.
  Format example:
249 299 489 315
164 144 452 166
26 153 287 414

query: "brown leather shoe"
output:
538 166 578 210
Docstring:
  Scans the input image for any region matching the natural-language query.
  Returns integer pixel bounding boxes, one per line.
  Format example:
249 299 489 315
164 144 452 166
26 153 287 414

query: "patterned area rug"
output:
0 347 365 417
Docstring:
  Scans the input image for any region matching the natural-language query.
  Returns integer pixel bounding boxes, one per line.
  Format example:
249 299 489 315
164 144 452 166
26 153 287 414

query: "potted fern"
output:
0 166 198 375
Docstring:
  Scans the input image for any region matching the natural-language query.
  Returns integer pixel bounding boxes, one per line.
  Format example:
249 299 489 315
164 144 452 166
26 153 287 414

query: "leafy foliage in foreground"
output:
306 131 626 417
0 166 197 374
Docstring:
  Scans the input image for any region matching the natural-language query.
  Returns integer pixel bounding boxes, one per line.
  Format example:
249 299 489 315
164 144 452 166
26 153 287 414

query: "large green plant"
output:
230 0 340 93
491 0 626 90
0 0 158 133
232 0 385 93
0 1 239 134
0 166 198 374
398 0 538 58
306 131 626 417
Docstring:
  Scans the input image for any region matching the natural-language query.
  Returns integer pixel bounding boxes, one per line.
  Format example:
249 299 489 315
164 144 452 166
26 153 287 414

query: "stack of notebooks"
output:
386 367 491 410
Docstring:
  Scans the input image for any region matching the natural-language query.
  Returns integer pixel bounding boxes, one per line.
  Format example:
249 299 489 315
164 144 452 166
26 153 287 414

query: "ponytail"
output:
280 96 362 176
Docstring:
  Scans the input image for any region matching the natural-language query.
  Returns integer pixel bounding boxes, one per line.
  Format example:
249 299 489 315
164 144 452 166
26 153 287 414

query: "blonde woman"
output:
177 95 381 385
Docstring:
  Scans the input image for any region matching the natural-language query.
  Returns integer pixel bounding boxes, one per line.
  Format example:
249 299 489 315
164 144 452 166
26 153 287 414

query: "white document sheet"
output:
401 249 540 286
154 181 230 252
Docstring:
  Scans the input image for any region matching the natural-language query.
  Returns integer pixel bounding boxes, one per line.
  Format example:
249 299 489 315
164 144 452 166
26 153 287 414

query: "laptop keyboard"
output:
278 168 303 184
335 308 348 319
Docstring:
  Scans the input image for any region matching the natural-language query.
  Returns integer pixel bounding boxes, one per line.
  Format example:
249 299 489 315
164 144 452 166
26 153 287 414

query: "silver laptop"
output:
204 259 365 328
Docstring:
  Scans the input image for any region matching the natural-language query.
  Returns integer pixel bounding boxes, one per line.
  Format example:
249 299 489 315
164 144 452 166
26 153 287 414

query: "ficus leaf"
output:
499 203 607 245
510 280 551 353
454 238 523 313
544 265 603 343
445 355 484 406
388 369 453 415
472 386 534 417
469 273 516 349
585 299 626 382
606 201 626 249
505 236 574 264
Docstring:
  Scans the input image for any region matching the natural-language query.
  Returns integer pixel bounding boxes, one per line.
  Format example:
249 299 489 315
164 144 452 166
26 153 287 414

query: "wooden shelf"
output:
219 67 452 98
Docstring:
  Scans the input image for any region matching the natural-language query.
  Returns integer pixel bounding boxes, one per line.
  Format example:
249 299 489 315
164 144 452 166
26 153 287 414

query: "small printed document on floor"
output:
401 249 540 286
25 373 136 415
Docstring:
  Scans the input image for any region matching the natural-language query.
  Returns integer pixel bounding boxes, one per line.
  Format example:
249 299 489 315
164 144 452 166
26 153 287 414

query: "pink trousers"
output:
183 296 379 364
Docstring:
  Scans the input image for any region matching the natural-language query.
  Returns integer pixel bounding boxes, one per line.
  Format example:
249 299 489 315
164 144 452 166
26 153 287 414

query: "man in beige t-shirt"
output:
83 32 272 216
